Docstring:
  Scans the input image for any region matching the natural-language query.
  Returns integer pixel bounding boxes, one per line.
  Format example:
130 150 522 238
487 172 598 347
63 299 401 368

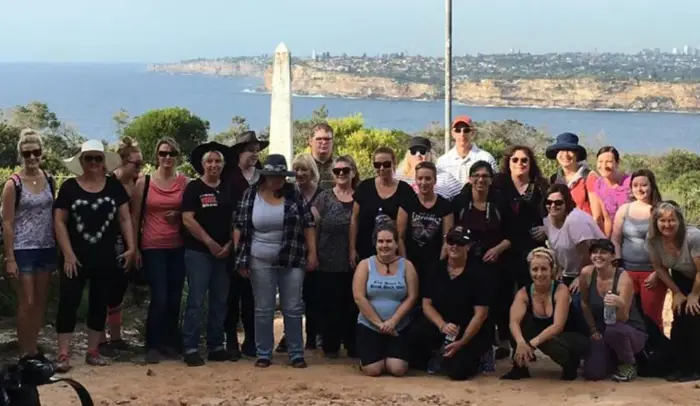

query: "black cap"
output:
589 238 615 254
445 225 475 245
409 136 432 150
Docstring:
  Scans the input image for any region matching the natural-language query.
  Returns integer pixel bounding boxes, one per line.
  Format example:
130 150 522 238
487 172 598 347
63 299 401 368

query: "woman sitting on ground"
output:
353 221 419 377
407 226 495 381
580 239 647 382
501 247 589 381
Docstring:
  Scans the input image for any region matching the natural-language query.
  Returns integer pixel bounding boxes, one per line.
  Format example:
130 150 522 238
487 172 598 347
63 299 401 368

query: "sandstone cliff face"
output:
148 61 265 77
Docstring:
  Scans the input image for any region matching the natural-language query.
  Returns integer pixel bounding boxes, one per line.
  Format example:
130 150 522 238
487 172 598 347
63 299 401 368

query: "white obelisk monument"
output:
269 42 293 165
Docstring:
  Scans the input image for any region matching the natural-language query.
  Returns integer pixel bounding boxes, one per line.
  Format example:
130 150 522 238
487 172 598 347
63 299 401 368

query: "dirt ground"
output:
36 296 700 406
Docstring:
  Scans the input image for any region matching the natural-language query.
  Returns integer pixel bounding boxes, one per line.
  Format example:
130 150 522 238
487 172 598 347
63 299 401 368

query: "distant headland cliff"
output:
147 53 700 112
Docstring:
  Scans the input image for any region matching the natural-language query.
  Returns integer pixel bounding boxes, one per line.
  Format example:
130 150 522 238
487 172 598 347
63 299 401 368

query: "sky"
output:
1 0 699 63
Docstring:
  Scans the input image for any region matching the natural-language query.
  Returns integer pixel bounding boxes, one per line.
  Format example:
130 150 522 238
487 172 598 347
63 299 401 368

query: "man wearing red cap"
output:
437 116 498 185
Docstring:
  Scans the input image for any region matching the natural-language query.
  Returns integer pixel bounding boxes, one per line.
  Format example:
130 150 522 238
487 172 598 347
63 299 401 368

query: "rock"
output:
147 369 156 376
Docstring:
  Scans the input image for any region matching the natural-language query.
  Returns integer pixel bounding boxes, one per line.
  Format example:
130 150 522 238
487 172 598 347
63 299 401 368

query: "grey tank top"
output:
13 180 55 250
588 268 646 333
250 193 285 263
358 256 411 333
620 205 652 271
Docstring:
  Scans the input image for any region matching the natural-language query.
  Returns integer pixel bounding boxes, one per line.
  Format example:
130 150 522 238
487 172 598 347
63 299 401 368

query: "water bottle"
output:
427 330 458 374
604 290 617 325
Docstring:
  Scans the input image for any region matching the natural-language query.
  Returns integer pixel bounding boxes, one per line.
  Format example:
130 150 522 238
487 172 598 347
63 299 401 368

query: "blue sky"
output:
1 0 698 62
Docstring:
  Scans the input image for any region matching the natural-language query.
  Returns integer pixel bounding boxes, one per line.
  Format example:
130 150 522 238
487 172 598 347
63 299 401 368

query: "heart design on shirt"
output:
70 197 117 244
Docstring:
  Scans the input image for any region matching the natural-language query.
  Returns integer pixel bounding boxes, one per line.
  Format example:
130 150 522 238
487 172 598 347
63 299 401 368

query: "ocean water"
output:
0 63 698 154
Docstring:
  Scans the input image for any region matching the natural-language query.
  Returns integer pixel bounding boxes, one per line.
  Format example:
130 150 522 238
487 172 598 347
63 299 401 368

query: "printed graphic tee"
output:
181 178 233 253
401 195 451 275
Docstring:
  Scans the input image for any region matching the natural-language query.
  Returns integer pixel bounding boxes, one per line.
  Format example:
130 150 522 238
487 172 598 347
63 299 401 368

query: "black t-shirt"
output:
425 258 496 342
354 178 416 260
402 195 451 271
181 178 233 253
54 176 129 269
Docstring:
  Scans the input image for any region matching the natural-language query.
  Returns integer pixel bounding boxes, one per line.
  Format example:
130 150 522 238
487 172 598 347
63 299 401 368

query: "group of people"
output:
2 115 699 384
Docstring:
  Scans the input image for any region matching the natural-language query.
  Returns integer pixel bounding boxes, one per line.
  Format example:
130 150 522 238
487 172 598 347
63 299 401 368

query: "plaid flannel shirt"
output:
233 184 314 270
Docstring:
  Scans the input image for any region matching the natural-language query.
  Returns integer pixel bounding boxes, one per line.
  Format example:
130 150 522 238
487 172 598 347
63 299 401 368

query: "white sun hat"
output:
63 139 122 176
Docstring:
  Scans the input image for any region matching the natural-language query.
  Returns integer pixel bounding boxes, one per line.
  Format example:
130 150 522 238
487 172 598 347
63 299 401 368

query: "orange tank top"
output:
141 174 187 250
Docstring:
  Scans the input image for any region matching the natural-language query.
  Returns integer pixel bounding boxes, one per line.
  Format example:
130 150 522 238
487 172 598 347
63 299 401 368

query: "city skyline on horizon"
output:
1 0 699 63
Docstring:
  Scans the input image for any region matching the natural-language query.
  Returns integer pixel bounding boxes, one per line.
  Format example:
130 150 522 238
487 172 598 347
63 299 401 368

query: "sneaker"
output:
85 351 110 366
184 352 205 367
97 342 118 358
291 358 308 368
108 339 130 351
500 365 531 380
275 337 288 353
207 349 228 362
159 347 180 360
612 364 637 382
145 349 161 364
227 346 242 362
254 358 271 368
54 353 72 373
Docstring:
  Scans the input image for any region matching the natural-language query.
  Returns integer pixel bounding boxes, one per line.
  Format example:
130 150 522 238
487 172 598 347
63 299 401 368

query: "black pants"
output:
513 313 589 368
495 276 515 343
303 271 322 342
56 265 119 333
319 272 357 355
225 270 255 349
670 270 700 374
408 315 491 381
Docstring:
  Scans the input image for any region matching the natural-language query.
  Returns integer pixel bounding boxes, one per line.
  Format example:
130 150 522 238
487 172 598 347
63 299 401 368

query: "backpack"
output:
0 171 55 247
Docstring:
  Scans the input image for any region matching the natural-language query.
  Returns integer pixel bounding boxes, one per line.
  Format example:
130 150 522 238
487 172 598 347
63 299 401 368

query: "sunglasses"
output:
511 157 529 165
545 199 565 207
20 149 42 159
332 167 351 176
445 235 469 246
158 150 179 158
82 154 104 164
409 147 428 156
453 127 472 134
373 161 392 169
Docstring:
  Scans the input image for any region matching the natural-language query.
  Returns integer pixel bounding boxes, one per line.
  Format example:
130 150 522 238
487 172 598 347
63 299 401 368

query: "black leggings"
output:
670 270 700 374
319 272 357 355
56 266 122 333
225 270 255 348
303 271 323 341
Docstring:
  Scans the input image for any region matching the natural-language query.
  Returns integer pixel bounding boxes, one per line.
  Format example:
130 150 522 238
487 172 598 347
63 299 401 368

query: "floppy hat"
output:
257 154 296 177
63 140 121 176
545 132 587 161
190 141 233 175
230 131 270 154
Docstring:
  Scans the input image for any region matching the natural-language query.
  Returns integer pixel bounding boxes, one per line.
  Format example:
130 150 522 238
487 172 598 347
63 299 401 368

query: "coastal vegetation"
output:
0 101 698 321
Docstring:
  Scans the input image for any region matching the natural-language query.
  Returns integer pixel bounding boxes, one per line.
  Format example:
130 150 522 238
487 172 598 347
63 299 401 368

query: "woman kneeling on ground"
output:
353 221 419 377
580 239 647 382
501 247 589 381
408 226 494 380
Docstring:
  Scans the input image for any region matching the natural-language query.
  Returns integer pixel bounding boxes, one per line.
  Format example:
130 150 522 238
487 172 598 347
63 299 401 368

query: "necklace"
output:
376 256 399 274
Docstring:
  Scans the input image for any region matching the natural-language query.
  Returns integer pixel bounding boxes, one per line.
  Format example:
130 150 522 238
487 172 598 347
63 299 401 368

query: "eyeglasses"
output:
445 235 469 246
470 173 491 180
332 167 351 176
314 137 332 143
511 157 529 165
20 149 42 159
158 150 179 158
545 199 565 207
82 155 104 164
373 161 392 169
409 147 428 156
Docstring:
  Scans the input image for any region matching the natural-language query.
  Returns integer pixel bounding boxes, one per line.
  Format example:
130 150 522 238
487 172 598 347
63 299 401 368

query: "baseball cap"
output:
409 136 432 150
589 239 615 254
445 225 474 246
452 115 473 128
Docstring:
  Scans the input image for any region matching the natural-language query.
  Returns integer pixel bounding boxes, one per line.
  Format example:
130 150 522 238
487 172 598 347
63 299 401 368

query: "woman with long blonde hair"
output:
395 137 461 199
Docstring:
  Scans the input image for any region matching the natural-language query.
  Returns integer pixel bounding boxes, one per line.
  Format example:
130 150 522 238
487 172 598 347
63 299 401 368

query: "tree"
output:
113 108 131 137
122 108 209 165
213 116 251 145
0 124 20 168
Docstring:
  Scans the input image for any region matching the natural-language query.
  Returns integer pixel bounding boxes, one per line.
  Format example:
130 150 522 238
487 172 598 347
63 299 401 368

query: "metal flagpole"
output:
444 0 453 152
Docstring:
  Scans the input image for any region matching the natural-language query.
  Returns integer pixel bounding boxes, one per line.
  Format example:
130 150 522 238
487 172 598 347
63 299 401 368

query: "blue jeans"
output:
250 258 305 361
143 248 185 350
182 249 229 353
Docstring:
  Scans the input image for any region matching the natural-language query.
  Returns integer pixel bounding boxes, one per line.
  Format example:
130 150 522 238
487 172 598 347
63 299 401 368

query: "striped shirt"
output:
394 169 463 200
437 145 498 185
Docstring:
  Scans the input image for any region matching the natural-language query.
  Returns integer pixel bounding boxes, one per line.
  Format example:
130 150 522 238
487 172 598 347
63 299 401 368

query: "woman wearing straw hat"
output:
181 141 236 367
53 140 136 371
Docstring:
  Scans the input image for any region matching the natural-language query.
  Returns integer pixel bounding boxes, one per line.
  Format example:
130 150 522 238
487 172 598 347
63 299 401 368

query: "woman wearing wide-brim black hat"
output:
232 153 318 369
189 141 234 176
546 132 596 217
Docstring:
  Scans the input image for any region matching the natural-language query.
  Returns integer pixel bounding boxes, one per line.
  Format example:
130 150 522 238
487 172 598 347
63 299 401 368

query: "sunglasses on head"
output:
373 161 392 169
545 199 565 207
158 150 179 158
409 146 428 156
511 156 529 165
20 149 42 159
445 235 469 246
82 154 104 164
332 167 351 176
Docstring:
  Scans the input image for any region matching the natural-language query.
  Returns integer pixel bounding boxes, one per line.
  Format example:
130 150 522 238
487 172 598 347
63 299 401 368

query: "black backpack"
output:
0 171 55 247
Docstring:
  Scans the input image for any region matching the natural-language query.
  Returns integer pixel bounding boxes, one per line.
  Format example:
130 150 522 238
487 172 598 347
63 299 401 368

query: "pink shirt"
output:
544 208 605 278
593 174 631 221
141 174 187 250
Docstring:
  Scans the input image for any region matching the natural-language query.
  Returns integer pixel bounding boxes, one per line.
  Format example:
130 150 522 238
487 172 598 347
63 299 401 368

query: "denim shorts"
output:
14 248 57 274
